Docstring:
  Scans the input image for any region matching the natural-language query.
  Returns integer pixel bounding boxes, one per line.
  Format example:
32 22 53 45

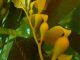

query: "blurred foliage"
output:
0 0 80 60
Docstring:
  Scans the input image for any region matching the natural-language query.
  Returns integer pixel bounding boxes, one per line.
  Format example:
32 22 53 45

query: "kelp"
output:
0 0 80 60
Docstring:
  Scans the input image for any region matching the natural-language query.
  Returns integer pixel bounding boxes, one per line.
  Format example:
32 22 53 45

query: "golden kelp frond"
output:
12 0 26 9
34 14 42 28
51 37 69 60
34 14 48 28
27 0 31 10
58 54 72 60
43 26 71 45
43 26 64 45
36 0 46 13
29 1 37 15
41 14 48 22
62 28 71 37
40 22 49 43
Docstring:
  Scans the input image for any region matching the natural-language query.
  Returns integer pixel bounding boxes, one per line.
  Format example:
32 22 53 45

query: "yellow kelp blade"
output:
30 1 36 10
34 14 48 28
27 0 31 9
43 26 64 45
29 1 36 15
36 0 46 13
58 54 72 60
12 0 25 8
34 14 42 28
51 37 69 60
53 26 71 37
41 14 48 22
62 28 71 37
43 26 71 45
40 22 48 42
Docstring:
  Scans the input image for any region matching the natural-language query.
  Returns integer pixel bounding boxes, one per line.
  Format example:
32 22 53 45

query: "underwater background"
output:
0 0 80 60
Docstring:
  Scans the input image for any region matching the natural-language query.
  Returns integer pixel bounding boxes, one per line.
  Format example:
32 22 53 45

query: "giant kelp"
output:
0 0 80 60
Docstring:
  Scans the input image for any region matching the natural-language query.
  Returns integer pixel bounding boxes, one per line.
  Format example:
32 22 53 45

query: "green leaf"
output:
0 41 13 60
69 5 80 34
